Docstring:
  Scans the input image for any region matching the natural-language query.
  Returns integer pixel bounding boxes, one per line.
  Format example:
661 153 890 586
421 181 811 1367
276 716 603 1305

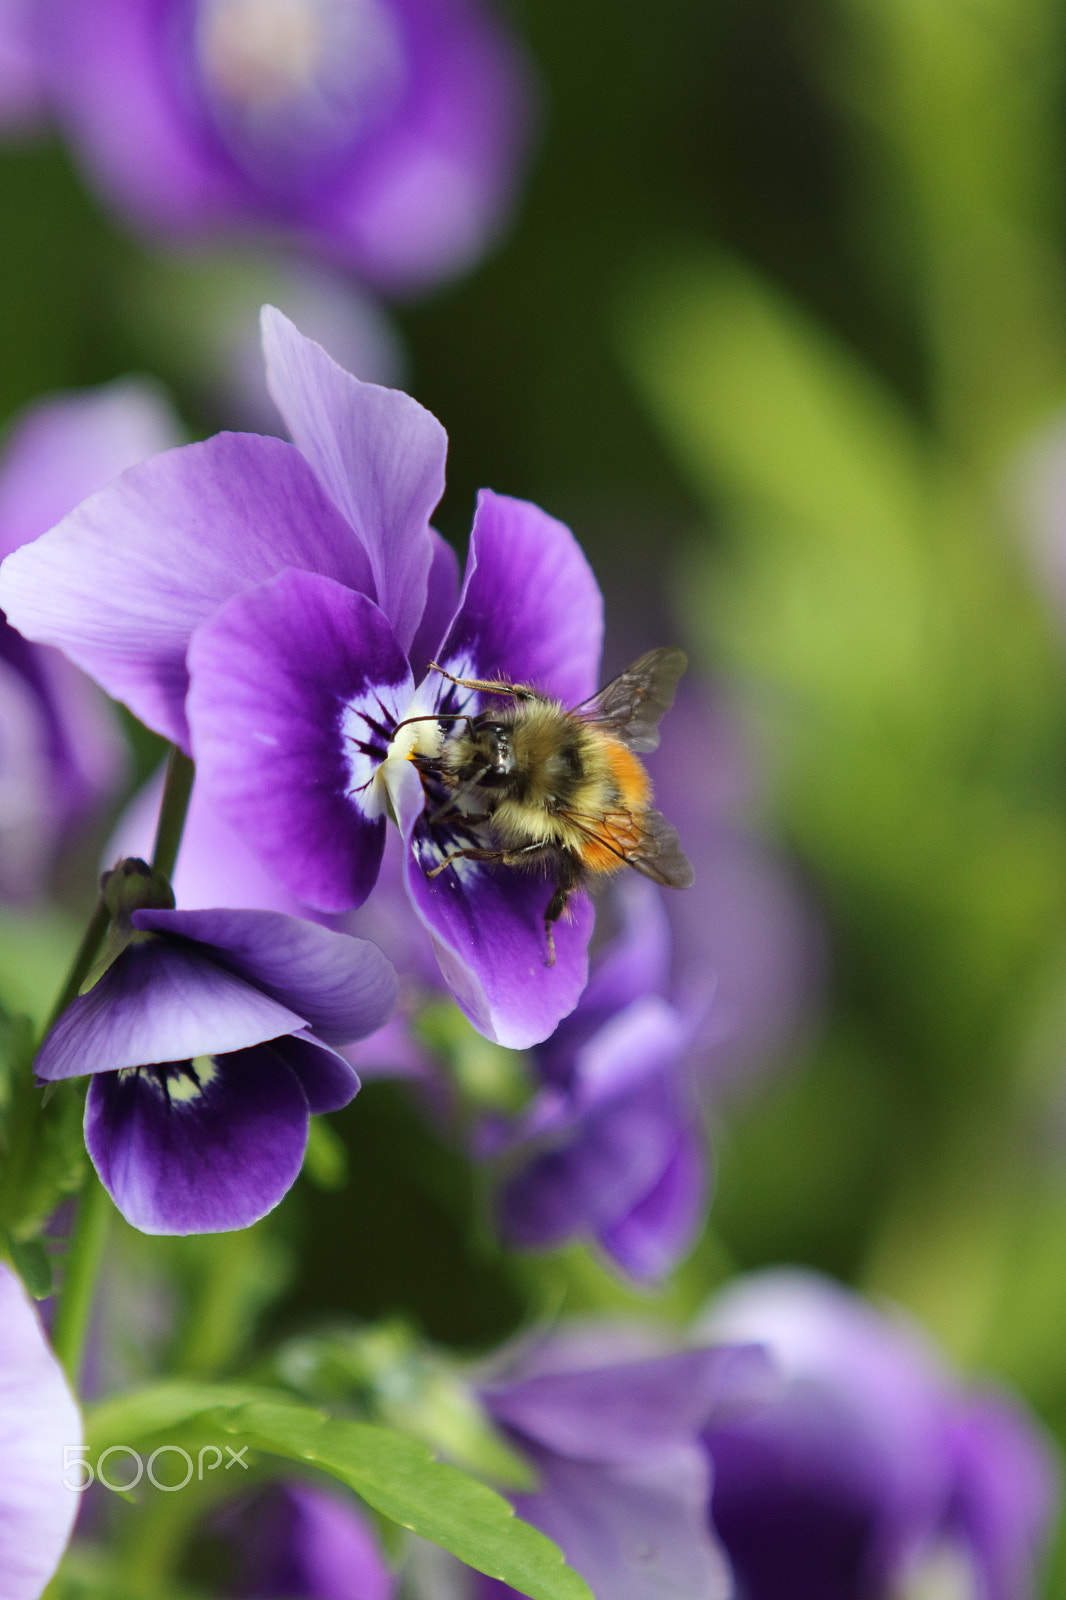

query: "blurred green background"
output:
10 0 1066 1587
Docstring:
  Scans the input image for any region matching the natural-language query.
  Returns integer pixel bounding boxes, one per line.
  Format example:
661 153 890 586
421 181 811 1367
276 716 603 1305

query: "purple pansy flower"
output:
34 869 398 1234
481 877 712 1282
217 1480 395 1600
0 1262 82 1599
0 309 603 1047
31 0 533 295
0 379 179 899
697 1269 1060 1600
474 1324 774 1600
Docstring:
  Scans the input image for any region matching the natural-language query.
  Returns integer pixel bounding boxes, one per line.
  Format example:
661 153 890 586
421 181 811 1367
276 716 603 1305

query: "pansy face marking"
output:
118 1055 221 1105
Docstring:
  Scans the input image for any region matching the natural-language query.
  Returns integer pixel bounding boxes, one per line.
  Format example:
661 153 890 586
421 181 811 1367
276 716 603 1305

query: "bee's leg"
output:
542 855 583 969
425 845 510 879
427 662 536 702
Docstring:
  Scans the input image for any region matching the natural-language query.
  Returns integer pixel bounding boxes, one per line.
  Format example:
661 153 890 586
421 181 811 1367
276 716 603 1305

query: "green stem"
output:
151 746 195 881
51 1169 111 1388
41 895 110 1038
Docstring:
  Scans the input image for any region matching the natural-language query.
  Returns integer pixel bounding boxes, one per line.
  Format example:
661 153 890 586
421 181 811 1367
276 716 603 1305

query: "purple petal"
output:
408 529 460 682
36 939 305 1082
391 755 592 1048
699 1271 957 1593
0 379 181 560
507 1446 731 1600
104 767 311 917
497 1074 685 1253
273 1031 360 1115
219 1480 395 1600
262 306 446 653
0 1265 81 1600
486 1346 772 1462
188 569 413 913
0 0 45 130
597 1119 710 1283
39 0 239 237
0 432 373 748
132 908 398 1047
318 0 534 292
84 1044 311 1234
435 490 603 708
947 1391 1060 1600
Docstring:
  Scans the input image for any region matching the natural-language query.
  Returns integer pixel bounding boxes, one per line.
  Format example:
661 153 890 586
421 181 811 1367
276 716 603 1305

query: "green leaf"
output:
274 1324 537 1490
4 1230 54 1299
302 1116 349 1191
88 1385 592 1600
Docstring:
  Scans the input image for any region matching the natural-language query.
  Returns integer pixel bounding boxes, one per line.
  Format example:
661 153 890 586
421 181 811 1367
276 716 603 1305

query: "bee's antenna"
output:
392 712 472 735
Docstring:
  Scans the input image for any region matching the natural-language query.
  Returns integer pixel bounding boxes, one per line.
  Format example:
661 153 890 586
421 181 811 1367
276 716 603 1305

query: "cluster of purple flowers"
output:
0 308 821 1281
473 1272 1059 1600
0 309 1059 1600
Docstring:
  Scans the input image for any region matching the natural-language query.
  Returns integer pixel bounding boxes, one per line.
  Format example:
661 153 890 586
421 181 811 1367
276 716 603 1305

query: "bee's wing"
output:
617 808 695 889
574 647 688 752
565 806 695 890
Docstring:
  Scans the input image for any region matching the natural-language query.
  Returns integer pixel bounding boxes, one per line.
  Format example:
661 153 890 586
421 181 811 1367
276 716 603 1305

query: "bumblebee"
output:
418 647 695 965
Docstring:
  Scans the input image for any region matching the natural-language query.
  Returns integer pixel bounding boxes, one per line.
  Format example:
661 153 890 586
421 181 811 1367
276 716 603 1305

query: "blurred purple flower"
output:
481 877 712 1282
0 0 45 128
0 1262 82 1599
697 1269 1060 1600
0 380 179 899
35 883 398 1234
218 1480 394 1600
33 0 534 295
0 309 602 1048
644 681 823 1101
475 1324 773 1600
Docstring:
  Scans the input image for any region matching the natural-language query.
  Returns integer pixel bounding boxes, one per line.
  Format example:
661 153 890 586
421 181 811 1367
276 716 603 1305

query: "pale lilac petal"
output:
35 939 306 1081
506 1448 731 1600
408 528 460 681
0 0 45 131
0 431 373 747
0 379 181 559
104 767 309 916
188 569 413 912
391 756 592 1048
85 1044 311 1234
262 305 446 652
0 1264 81 1600
39 0 238 236
598 1121 710 1283
0 652 58 899
435 490 603 708
485 1346 770 1462
133 907 398 1046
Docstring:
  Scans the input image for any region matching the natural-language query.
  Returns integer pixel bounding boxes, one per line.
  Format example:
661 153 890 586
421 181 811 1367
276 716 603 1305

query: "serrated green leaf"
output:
88 1385 592 1600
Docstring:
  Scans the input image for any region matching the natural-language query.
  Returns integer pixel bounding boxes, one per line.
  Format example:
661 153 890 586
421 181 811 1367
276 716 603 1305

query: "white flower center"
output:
195 0 406 156
198 0 325 108
894 1544 978 1600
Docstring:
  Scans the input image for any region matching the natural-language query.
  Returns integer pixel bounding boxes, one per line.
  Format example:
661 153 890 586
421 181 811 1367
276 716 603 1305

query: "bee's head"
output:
448 714 517 787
